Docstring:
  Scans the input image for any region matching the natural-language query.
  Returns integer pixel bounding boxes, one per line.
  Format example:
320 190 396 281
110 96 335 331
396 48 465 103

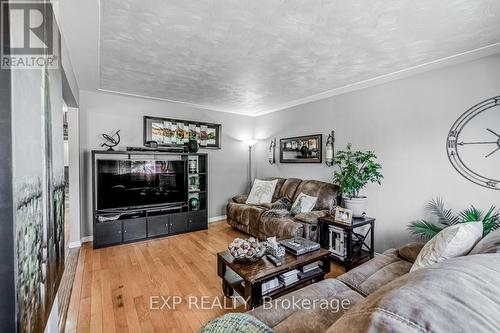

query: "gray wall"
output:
254 53 500 252
79 90 255 237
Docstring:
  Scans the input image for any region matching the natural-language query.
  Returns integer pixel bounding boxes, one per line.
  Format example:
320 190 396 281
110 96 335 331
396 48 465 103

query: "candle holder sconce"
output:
268 137 276 165
325 131 335 167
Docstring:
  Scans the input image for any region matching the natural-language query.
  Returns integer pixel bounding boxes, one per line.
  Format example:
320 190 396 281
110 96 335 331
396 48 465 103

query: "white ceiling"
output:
61 0 500 116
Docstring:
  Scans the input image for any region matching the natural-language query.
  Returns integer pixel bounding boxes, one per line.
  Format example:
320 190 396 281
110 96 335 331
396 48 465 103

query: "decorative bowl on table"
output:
228 237 267 263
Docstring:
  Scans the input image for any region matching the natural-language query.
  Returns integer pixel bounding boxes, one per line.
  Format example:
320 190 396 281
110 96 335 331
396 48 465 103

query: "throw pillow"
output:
271 196 292 210
410 222 483 272
246 179 278 205
290 192 318 215
261 197 293 218
200 313 274 333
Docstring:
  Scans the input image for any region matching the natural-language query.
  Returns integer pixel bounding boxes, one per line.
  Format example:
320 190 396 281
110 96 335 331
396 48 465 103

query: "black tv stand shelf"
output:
92 150 208 249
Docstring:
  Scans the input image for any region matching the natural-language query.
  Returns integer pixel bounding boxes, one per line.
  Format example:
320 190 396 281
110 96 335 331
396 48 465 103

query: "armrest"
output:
231 194 248 204
397 242 426 263
293 210 329 224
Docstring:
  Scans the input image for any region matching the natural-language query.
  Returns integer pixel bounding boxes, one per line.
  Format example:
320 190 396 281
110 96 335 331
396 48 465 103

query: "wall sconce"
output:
325 130 335 167
268 137 276 165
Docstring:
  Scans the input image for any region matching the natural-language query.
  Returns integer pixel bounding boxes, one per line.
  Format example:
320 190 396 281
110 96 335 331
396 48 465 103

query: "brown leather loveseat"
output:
227 178 339 241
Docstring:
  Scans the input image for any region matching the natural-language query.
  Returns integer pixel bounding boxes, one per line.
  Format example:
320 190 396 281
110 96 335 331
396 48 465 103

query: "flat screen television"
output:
96 159 187 210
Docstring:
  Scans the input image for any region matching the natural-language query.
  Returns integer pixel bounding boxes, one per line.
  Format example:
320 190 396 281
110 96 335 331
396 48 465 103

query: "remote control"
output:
266 254 283 266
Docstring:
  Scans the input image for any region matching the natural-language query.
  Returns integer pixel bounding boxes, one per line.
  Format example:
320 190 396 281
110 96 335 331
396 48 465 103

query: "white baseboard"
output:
68 240 82 249
208 215 227 223
81 236 93 243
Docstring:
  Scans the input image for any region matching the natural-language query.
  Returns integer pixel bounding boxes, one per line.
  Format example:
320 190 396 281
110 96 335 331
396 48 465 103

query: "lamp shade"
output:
244 139 258 147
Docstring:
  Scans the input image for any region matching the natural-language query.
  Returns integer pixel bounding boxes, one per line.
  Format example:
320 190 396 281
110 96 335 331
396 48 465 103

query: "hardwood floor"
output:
66 221 344 333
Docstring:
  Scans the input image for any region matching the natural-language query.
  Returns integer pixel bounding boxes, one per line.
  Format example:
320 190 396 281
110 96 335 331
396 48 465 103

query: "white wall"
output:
79 90 255 237
254 54 500 251
68 107 82 247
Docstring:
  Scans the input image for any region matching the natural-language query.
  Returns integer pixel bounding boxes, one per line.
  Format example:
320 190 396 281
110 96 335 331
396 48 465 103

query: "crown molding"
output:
96 88 255 116
254 42 500 117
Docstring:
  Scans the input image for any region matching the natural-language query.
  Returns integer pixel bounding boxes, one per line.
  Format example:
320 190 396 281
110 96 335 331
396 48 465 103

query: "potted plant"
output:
408 197 500 239
333 143 383 217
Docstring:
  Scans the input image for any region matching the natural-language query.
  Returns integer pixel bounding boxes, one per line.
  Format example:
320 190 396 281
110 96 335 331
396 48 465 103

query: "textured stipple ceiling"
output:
99 0 500 115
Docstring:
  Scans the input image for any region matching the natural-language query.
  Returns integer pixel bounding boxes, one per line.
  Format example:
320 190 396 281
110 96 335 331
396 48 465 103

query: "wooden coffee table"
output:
217 248 330 309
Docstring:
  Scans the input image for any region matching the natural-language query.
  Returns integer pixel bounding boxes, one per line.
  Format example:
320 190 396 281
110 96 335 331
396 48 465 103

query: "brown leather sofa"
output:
227 178 339 241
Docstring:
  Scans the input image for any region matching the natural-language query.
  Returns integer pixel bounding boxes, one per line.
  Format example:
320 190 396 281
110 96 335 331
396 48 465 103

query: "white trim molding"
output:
208 215 227 223
68 240 82 249
255 43 500 116
81 236 94 243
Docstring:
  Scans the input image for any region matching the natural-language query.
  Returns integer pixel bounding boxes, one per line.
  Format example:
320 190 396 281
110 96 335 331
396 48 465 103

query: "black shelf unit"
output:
187 154 208 212
92 150 208 248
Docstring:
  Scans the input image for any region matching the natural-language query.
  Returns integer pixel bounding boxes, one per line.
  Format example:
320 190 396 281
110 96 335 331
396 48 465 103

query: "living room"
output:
1 1 500 333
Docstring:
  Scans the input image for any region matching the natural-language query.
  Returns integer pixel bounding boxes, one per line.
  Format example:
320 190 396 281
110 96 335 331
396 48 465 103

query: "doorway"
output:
58 101 82 332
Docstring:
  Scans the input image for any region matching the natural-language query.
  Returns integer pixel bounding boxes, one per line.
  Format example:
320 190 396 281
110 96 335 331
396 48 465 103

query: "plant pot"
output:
343 196 367 217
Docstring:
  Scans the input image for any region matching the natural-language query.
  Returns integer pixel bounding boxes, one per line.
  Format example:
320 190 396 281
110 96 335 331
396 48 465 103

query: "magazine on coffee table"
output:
279 237 320 255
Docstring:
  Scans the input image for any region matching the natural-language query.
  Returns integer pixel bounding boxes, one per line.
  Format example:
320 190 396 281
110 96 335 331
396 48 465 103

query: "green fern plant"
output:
333 143 383 198
407 198 500 240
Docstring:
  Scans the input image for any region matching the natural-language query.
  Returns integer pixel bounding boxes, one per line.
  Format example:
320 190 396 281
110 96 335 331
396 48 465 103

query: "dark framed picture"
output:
280 134 322 163
144 116 222 149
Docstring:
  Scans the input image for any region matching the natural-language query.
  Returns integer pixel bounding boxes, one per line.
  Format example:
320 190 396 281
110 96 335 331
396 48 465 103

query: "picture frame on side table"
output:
280 134 322 163
334 207 353 225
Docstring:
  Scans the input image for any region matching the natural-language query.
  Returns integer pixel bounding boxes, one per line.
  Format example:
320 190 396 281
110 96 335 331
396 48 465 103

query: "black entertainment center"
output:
92 150 208 248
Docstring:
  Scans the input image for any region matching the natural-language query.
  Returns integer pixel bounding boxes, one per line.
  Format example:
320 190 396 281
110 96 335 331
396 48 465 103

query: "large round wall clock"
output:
447 96 500 190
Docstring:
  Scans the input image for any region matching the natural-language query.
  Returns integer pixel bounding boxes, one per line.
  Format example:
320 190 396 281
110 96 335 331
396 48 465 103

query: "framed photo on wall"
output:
280 134 322 163
144 116 222 149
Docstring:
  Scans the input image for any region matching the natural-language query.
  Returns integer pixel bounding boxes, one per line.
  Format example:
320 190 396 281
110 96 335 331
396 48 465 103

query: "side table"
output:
318 215 375 270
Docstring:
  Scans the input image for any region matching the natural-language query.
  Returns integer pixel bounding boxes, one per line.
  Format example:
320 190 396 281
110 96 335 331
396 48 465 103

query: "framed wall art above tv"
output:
280 134 323 163
144 116 222 149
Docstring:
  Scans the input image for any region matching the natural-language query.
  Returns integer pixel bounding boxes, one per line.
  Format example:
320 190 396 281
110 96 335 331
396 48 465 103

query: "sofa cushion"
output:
469 228 500 255
294 210 329 224
259 215 303 239
293 180 339 211
337 251 412 297
397 242 425 263
250 278 364 333
278 178 302 200
232 194 249 204
328 254 500 333
271 178 286 201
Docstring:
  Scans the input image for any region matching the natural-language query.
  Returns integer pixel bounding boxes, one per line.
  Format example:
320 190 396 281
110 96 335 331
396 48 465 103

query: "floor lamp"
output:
244 139 258 191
